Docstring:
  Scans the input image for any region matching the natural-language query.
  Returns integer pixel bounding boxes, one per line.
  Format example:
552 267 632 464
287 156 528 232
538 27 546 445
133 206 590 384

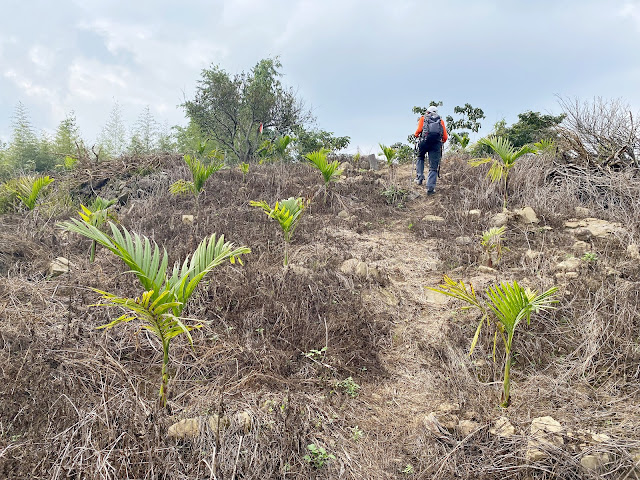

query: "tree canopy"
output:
183 58 313 163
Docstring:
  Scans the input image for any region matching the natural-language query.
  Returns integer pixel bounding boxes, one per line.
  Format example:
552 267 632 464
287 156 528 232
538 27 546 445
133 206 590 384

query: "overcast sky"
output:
2 0 640 154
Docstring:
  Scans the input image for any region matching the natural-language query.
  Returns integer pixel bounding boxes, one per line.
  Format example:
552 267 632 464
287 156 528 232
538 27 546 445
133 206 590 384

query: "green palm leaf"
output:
59 218 250 405
166 233 251 310
429 275 557 407
470 136 538 208
305 149 343 184
5 175 54 210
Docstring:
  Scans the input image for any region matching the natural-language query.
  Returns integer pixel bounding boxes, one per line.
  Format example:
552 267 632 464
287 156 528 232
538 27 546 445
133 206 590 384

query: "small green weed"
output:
337 376 360 397
302 346 326 360
381 186 408 207
350 425 363 441
401 464 414 474
304 443 335 469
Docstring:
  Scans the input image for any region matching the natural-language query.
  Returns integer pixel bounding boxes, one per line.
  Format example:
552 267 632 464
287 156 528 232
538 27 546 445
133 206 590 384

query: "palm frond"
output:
305 149 343 184
7 175 55 210
59 219 169 293
250 197 306 242
166 233 251 311
169 179 196 195
185 153 225 193
378 143 397 166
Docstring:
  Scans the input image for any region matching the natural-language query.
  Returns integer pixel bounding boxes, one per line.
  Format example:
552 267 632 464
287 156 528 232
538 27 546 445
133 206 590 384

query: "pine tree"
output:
98 101 127 158
157 120 177 153
8 102 39 172
53 112 83 158
130 106 158 154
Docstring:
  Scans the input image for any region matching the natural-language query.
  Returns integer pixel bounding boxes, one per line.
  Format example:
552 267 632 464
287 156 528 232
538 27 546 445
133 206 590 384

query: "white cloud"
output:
28 45 55 71
620 2 640 28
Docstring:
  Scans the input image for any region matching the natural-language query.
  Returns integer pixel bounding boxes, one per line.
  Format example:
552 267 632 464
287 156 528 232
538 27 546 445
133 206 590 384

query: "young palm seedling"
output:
4 175 54 210
58 218 250 406
238 162 249 182
427 276 557 407
379 143 397 184
169 142 225 197
480 226 507 267
451 132 470 151
469 136 537 209
305 149 343 197
250 197 306 266
77 196 117 262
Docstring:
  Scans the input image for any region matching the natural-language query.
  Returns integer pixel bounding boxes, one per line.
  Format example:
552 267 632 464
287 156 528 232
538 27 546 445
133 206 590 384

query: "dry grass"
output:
1 153 640 478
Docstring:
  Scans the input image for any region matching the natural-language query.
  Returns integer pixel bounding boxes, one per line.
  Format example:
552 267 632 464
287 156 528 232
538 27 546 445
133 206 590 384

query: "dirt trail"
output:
328 170 456 430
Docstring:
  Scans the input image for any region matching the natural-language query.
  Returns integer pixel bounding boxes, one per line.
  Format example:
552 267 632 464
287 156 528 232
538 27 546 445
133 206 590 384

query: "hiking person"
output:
414 105 448 195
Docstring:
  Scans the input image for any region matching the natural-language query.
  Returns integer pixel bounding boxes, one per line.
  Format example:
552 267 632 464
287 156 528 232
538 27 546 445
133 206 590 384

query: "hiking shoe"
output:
426 190 436 195
415 178 423 185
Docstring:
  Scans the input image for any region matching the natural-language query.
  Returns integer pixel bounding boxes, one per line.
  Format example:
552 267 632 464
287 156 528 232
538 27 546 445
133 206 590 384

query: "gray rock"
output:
627 244 640 260
167 415 230 439
340 161 353 172
575 206 591 217
340 258 360 275
285 265 312 277
490 211 511 227
236 411 253 433
467 209 482 218
514 206 539 224
580 453 610 471
355 261 369 278
363 154 379 171
526 416 564 462
573 228 593 242
47 257 72 278
554 257 582 273
455 236 473 246
338 210 349 219
182 214 194 225
490 416 515 438
477 266 497 274
457 420 481 437
572 241 590 256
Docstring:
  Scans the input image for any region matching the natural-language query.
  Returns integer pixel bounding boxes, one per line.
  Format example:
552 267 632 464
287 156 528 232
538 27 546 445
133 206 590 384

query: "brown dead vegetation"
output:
1 152 640 479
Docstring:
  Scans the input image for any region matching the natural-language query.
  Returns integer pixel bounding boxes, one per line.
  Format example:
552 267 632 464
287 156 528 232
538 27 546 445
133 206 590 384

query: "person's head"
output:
426 105 438 117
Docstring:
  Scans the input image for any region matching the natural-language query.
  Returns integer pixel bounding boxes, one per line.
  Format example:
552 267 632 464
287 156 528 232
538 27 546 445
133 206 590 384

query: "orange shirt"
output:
414 116 448 143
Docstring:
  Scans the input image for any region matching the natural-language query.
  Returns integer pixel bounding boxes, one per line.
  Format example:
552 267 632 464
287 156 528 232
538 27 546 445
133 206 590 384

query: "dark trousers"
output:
416 140 442 191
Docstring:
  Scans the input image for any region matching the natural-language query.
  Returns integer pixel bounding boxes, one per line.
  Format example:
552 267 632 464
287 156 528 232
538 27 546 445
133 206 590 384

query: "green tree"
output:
412 100 443 117
7 102 39 172
292 127 350 157
495 111 565 148
53 112 83 160
174 121 211 155
183 58 312 163
445 103 485 133
129 106 158 154
98 101 128 158
446 103 485 148
157 120 177 153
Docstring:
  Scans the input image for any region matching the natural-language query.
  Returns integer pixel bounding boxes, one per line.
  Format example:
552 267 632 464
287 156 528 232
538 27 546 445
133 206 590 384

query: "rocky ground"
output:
1 153 640 479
